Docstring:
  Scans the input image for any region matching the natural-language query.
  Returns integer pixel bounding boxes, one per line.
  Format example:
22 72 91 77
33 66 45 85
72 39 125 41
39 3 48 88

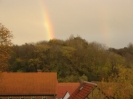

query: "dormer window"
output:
80 86 83 90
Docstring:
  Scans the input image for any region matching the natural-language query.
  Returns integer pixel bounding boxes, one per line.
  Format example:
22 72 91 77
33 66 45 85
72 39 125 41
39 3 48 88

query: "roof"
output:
0 72 57 96
56 83 80 99
68 81 97 99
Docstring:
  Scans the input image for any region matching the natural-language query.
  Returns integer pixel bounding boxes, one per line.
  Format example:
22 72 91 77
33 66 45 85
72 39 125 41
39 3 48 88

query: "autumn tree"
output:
0 23 13 71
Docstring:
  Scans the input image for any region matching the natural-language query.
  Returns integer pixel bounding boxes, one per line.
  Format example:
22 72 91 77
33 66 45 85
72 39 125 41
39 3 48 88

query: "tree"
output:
0 23 13 71
99 66 133 99
110 66 133 99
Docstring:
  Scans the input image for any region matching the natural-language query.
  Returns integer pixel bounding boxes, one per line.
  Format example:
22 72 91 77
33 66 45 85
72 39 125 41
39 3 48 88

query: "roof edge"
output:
0 94 57 97
83 81 97 86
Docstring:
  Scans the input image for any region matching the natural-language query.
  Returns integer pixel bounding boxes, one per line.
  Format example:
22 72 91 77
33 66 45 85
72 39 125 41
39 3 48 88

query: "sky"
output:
0 0 133 48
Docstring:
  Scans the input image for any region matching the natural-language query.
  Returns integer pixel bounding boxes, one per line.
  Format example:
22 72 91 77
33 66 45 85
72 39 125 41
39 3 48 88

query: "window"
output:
31 96 36 99
20 97 24 99
42 96 46 99
8 97 12 99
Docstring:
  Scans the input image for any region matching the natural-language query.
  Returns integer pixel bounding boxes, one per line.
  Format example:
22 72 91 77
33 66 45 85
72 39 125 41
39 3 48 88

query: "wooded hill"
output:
7 36 133 82
1 23 133 98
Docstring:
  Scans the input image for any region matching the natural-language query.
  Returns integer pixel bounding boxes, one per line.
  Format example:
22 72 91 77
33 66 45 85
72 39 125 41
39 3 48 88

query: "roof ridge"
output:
83 81 97 86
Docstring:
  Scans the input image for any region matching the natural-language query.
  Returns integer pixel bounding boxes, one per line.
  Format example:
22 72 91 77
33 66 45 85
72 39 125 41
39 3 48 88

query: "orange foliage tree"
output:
0 23 13 71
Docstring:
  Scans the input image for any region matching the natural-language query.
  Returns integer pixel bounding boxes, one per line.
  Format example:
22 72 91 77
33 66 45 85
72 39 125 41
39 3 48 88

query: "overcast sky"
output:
0 0 133 48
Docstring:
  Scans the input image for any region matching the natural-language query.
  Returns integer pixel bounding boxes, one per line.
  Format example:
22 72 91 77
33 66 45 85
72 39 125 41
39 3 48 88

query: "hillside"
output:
6 36 133 82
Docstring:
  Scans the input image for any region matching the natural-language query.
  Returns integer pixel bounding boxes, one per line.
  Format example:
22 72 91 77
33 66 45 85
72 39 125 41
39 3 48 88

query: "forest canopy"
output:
6 35 133 83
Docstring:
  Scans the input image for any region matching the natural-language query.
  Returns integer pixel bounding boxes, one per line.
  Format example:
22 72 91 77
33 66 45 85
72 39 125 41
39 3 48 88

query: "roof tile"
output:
56 83 80 99
0 72 57 95
68 82 96 99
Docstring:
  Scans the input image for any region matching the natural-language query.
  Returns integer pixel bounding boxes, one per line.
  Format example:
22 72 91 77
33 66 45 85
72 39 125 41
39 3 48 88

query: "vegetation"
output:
0 23 13 71
1 24 133 98
98 66 133 99
5 35 132 82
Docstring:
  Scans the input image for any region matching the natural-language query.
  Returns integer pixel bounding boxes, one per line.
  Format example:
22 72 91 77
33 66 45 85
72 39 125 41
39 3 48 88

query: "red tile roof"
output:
0 72 57 95
68 82 97 99
56 83 80 99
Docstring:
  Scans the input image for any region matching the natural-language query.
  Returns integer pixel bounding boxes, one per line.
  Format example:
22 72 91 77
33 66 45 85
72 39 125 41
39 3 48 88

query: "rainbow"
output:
40 1 54 40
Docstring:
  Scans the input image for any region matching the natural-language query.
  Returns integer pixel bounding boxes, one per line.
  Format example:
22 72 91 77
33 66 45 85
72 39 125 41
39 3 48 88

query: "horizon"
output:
1 0 133 49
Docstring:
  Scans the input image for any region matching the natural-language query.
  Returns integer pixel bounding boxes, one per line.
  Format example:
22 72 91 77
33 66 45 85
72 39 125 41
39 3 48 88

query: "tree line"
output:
1 23 133 98
7 36 132 82
1 23 133 82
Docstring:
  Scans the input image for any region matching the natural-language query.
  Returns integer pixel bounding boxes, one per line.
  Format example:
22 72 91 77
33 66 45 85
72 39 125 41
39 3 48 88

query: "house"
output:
0 72 57 99
68 81 110 99
0 73 114 99
56 83 80 99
